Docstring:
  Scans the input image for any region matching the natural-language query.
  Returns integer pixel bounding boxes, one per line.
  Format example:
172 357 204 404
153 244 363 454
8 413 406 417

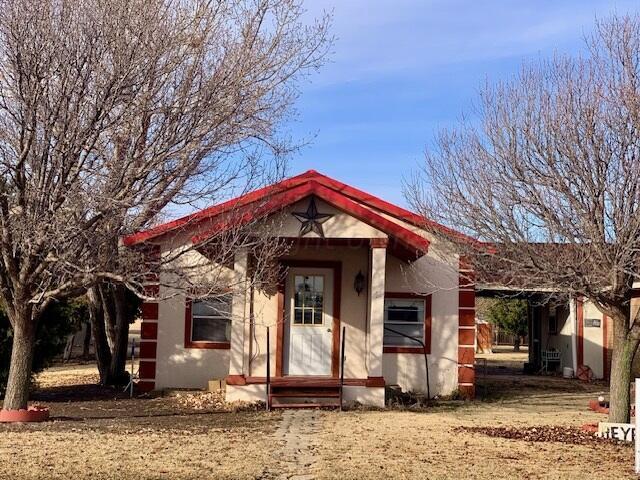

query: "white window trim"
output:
383 297 426 348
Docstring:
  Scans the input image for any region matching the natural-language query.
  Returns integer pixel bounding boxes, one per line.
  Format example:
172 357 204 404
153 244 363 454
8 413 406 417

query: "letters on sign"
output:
584 317 601 328
598 422 635 442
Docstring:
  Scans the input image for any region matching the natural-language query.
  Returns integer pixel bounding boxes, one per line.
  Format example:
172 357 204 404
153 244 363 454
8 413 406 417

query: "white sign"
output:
636 379 640 474
598 422 635 441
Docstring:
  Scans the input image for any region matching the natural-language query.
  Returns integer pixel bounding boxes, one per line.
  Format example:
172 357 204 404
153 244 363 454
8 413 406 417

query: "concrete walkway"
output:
271 410 323 480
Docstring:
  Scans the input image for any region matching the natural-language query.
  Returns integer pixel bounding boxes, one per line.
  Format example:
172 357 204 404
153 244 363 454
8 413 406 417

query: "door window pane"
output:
303 309 313 324
293 275 325 326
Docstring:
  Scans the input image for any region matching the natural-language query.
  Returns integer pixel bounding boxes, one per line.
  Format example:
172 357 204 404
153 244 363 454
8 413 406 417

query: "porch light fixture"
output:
354 270 366 296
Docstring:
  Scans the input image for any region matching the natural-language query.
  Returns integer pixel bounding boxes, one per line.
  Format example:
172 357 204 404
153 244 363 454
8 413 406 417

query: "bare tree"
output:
407 15 640 423
0 0 330 410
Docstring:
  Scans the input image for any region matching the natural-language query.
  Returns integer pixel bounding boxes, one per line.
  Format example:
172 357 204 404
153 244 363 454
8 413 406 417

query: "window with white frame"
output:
191 295 232 342
383 297 425 347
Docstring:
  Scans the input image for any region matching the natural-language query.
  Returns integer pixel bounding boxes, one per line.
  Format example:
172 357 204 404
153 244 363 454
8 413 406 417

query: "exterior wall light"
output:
354 270 366 296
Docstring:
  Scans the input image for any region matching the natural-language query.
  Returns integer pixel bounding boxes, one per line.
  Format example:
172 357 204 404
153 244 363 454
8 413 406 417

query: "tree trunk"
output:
513 336 521 352
82 321 91 359
3 319 36 410
608 314 639 423
100 284 118 349
107 284 131 385
63 333 76 362
88 287 112 384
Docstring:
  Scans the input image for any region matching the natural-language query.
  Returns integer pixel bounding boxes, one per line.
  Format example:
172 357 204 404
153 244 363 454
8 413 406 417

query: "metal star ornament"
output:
292 197 333 237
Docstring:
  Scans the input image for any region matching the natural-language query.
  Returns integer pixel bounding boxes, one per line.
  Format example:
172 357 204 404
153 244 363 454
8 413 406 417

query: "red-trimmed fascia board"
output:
191 181 430 255
122 171 314 246
305 171 479 246
191 182 316 245
122 169 471 248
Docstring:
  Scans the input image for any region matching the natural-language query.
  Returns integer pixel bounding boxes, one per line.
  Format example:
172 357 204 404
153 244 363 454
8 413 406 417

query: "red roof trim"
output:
122 171 315 246
304 171 477 245
307 183 430 253
191 180 430 255
122 169 468 248
190 182 316 245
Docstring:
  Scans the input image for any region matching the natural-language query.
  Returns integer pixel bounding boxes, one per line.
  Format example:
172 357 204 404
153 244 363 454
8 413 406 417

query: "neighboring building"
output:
529 296 615 380
123 170 476 407
478 290 640 380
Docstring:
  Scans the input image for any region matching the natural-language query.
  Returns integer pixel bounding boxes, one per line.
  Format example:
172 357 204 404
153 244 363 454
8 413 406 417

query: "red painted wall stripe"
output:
141 303 159 320
458 257 476 398
458 366 475 384
140 321 158 340
139 360 156 380
139 341 157 359
458 346 475 365
137 380 155 392
458 310 475 326
459 290 475 308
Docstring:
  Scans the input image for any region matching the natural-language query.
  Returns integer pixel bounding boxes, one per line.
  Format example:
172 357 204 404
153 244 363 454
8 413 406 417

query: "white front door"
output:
284 267 334 376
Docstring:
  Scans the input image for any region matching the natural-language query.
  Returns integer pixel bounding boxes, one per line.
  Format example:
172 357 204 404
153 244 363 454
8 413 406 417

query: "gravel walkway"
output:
271 410 324 479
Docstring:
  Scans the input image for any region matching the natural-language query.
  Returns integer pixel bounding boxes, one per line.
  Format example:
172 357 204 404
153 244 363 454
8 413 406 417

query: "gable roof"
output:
122 170 471 258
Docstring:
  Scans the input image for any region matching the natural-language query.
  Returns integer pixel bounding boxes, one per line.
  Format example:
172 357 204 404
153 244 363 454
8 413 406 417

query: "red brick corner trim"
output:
458 256 475 399
138 247 160 393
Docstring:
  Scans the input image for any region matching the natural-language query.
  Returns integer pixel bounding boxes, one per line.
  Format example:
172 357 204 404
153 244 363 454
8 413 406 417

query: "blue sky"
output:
284 0 640 207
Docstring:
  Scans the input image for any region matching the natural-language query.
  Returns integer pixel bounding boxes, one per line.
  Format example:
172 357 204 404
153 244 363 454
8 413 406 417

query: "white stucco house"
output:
123 170 476 407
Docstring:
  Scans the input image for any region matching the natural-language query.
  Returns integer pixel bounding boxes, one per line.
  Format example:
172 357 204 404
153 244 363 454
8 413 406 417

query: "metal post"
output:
340 326 346 411
130 339 135 398
123 338 137 397
266 326 271 412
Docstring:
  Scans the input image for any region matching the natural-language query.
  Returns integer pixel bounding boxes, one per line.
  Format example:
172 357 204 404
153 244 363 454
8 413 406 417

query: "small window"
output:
191 296 232 342
293 275 324 325
548 315 558 335
383 298 425 347
585 317 601 328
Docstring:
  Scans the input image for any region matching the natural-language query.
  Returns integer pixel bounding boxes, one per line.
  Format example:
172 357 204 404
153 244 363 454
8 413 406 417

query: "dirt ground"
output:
0 358 634 480
476 345 529 373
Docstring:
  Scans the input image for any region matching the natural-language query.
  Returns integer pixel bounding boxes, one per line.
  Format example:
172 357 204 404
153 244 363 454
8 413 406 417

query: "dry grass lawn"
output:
316 378 630 479
0 358 634 479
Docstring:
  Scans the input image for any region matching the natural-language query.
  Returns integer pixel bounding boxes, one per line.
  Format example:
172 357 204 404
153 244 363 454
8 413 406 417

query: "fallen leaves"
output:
173 390 226 410
455 425 632 447
171 390 266 413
